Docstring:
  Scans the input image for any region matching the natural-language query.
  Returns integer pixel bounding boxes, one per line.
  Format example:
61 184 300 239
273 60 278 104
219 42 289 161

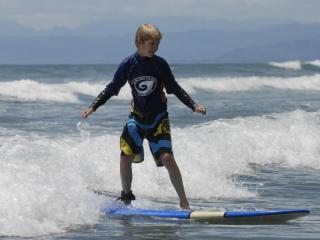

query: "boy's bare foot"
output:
180 201 191 211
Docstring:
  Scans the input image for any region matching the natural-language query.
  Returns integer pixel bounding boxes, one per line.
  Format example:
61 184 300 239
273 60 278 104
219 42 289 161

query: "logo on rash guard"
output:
133 76 157 96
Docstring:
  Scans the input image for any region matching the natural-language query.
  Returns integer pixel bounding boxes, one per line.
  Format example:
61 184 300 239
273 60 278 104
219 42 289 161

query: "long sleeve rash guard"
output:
89 53 196 116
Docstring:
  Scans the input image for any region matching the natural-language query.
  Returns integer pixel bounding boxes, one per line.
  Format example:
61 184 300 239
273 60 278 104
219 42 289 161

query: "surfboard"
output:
103 207 310 224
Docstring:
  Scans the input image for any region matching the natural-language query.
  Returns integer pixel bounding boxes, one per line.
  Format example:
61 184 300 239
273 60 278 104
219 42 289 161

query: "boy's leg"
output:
146 112 189 209
119 116 144 204
119 154 136 205
160 152 190 210
120 154 133 194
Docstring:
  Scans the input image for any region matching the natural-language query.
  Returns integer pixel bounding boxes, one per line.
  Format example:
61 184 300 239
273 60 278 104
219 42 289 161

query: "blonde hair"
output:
135 24 162 47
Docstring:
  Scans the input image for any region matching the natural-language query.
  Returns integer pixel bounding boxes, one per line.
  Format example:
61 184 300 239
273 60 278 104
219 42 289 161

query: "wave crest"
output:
1 75 320 103
269 61 302 70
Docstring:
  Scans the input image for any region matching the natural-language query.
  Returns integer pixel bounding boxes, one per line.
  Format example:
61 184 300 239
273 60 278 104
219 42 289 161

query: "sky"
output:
0 0 319 31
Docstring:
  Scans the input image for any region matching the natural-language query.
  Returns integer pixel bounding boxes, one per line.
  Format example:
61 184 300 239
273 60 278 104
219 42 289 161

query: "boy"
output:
82 24 206 210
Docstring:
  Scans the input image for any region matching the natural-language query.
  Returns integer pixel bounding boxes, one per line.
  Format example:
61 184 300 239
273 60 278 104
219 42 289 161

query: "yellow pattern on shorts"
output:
154 119 170 137
120 137 142 163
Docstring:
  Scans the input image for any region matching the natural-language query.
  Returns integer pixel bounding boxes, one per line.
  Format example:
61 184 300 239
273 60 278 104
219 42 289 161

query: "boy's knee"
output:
160 152 174 165
121 154 133 163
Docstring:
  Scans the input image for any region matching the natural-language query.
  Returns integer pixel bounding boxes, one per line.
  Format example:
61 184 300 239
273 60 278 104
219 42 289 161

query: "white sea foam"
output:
0 79 131 102
269 61 302 70
0 135 109 237
174 110 320 199
269 60 320 69
180 74 320 92
306 60 320 67
0 79 81 102
1 110 320 236
1 75 320 103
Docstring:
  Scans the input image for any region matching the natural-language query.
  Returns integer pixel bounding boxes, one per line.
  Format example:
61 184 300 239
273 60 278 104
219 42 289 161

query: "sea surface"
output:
1 60 320 239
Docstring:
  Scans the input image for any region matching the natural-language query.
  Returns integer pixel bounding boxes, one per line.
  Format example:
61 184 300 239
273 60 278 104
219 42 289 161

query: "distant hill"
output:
0 22 320 64
161 23 320 63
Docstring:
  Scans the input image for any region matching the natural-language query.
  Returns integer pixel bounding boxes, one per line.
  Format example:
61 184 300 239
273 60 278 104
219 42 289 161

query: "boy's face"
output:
138 39 160 57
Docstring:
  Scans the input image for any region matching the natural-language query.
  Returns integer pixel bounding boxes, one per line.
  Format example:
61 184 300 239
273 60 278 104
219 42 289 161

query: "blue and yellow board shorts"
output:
120 111 172 167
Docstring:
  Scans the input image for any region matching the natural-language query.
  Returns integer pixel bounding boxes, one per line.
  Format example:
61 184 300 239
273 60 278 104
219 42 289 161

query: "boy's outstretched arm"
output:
81 86 115 119
172 84 207 115
81 88 113 119
162 60 206 115
81 59 129 119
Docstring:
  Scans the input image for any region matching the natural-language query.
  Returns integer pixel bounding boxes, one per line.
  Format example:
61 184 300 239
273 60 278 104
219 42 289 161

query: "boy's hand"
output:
82 107 94 118
194 104 207 115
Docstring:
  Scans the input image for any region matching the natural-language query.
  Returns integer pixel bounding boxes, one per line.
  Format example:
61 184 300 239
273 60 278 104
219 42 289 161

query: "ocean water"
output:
1 60 320 239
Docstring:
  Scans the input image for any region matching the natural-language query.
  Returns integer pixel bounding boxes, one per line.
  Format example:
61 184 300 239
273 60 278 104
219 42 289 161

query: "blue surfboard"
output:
103 207 310 224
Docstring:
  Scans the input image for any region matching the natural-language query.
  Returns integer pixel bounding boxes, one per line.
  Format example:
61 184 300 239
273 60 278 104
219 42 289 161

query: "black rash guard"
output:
89 53 196 116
